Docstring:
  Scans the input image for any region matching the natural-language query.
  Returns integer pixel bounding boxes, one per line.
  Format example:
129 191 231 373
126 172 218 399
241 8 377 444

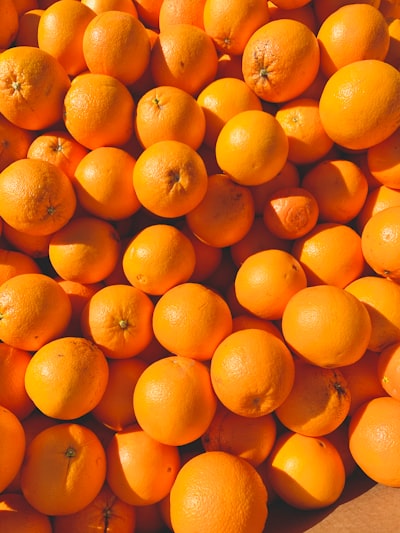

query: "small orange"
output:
169 450 268 533
133 356 218 446
158 0 206 31
181 223 223 283
81 0 138 15
133 0 163 28
0 115 35 173
15 9 43 47
231 314 283 339
80 283 154 359
377 342 400 400
266 431 346 509
20 422 107 516
0 249 41 286
313 0 381 24
367 126 400 189
0 0 19 49
152 282 232 360
132 140 208 219
2 224 52 259
324 420 357 478
267 1 317 32
215 109 289 186
0 405 26 493
216 52 244 80
210 328 295 417
0 492 52 533
386 17 400 69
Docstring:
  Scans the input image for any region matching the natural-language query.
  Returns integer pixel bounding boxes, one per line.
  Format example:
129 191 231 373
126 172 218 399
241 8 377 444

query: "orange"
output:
73 146 140 220
275 360 351 437
202 403 277 467
82 10 151 86
133 356 217 446
377 342 400 400
324 420 357 478
0 158 76 236
0 249 41 286
215 109 288 186
134 502 166 533
106 423 180 505
0 405 26 492
275 97 334 166
267 1 317 33
20 422 107 515
0 45 71 131
234 248 307 320
0 272 72 351
231 314 283 339
210 328 295 417
319 59 400 151
81 0 138 16
0 492 52 533
48 216 121 284
216 52 244 80
52 483 136 533
122 223 196 295
181 223 223 283
367 126 400 189
361 206 400 279
0 343 35 420
346 275 400 353
0 115 35 172
14 0 40 15
150 24 219 96
158 0 206 31
80 283 154 359
379 0 400 18
63 72 135 150
301 158 369 224
92 356 148 431
203 0 270 56
266 431 346 509
170 450 268 533
317 3 390 78
313 0 382 24
25 336 109 420
0 0 19 50
152 282 232 360
133 0 163 28
281 284 372 368
197 77 262 148
132 140 208 218
271 0 312 7
2 224 52 259
38 0 96 76
341 350 387 416
385 17 400 69
291 222 366 288
186 173 255 248
349 396 400 487
242 19 320 103
135 85 206 150
262 186 319 240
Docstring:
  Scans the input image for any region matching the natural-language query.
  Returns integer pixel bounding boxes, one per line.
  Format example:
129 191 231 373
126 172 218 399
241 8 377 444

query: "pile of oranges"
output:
1 0 400 531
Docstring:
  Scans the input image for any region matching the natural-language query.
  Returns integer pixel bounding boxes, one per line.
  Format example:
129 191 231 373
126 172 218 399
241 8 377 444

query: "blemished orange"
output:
20 422 107 516
367 127 400 189
133 0 163 28
122 223 196 296
361 206 400 279
38 0 96 76
262 186 319 240
170 450 268 533
281 285 372 368
346 275 400 353
291 223 366 288
80 283 154 359
106 424 180 506
158 0 206 31
82 10 150 86
377 342 400 400
73 146 140 220
242 19 320 103
135 85 206 150
150 24 219 96
186 173 255 248
63 72 135 150
317 3 390 78
2 223 52 259
349 396 400 487
132 140 208 219
0 273 72 352
301 158 369 224
319 59 400 151
203 0 270 56
0 158 77 236
152 282 232 360
0 492 52 533
0 405 26 493
0 249 41 286
210 328 295 417
0 0 19 49
0 343 35 420
81 0 138 16
202 403 277 467
275 360 351 437
215 109 289 186
24 336 109 420
52 483 136 533
0 45 71 131
48 216 121 284
266 431 346 509
92 357 148 431
0 115 35 172
275 97 334 165
197 77 262 148
234 248 307 320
